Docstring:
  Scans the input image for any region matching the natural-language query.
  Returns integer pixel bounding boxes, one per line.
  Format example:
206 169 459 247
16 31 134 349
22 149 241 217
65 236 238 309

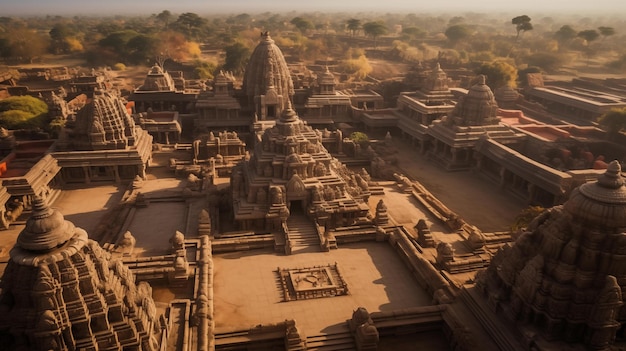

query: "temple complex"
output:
3 23 626 351
0 197 164 350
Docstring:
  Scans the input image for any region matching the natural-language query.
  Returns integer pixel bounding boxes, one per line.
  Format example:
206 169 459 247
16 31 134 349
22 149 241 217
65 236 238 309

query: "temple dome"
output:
242 32 294 109
16 196 75 252
564 160 626 228
451 75 499 126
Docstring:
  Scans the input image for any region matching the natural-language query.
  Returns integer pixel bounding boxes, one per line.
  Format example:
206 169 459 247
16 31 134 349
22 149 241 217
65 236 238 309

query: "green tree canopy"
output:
0 96 48 130
444 24 471 45
346 18 361 37
554 25 577 46
173 12 208 40
512 15 533 39
349 131 369 145
290 17 313 33
223 42 251 75
577 29 600 43
475 60 518 89
599 107 626 134
155 10 173 30
362 21 388 48
598 26 616 39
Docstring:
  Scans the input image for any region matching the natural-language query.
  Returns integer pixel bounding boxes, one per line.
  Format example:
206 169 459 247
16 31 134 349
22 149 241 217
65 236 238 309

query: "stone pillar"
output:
83 166 91 184
113 165 121 183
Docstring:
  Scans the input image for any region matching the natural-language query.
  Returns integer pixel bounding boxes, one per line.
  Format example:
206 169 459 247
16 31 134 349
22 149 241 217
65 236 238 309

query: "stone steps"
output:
287 215 320 252
306 331 356 351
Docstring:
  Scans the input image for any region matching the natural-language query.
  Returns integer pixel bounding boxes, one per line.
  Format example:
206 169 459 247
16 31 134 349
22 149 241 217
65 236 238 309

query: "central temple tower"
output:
242 31 295 120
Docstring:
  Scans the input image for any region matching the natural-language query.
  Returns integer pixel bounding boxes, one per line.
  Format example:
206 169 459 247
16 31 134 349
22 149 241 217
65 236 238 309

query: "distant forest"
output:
1 11 626 83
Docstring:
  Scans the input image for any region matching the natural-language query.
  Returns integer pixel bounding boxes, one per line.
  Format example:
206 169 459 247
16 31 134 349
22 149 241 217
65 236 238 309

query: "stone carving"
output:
116 230 136 254
0 199 163 350
374 200 389 226
415 219 435 247
477 162 626 348
436 242 455 265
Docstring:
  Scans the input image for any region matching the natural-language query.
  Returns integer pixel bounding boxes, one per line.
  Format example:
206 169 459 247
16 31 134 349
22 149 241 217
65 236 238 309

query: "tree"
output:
223 42 250 75
0 96 49 130
512 15 533 39
156 10 173 30
577 29 600 64
598 26 616 40
577 29 599 44
290 17 313 33
444 25 471 46
599 107 626 137
346 18 361 37
362 21 388 49
173 12 208 40
349 132 369 146
475 61 518 89
554 25 577 48
4 28 48 63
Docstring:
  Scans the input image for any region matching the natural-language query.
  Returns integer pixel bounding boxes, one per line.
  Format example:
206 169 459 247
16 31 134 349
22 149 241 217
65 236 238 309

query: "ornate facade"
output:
477 161 626 349
242 32 295 121
427 75 526 170
231 105 370 231
53 90 153 183
0 197 164 350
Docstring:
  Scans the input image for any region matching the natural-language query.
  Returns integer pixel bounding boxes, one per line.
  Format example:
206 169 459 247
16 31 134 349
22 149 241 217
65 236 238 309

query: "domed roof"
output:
452 75 499 126
242 32 294 104
564 160 626 228
16 196 75 252
467 75 495 101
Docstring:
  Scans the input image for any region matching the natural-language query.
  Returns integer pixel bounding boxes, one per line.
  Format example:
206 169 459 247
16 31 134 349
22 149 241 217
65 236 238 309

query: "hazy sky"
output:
2 0 626 16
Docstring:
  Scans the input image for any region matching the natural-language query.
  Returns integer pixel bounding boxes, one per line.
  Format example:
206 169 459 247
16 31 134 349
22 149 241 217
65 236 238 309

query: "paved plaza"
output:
213 242 432 335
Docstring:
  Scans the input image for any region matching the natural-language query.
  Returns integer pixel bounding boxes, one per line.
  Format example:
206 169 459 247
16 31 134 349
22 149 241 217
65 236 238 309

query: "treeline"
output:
1 11 625 80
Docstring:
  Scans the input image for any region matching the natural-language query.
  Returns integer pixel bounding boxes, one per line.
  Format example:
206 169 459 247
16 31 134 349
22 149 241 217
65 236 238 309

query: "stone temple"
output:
242 31 295 121
474 160 626 349
0 197 163 350
231 102 370 248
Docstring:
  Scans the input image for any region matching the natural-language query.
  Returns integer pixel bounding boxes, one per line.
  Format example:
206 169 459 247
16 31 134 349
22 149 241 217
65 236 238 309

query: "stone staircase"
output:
306 330 356 351
286 214 321 253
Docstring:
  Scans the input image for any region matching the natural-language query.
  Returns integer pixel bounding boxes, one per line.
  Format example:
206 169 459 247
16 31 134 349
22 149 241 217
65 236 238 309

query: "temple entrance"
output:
289 200 305 215
267 105 276 118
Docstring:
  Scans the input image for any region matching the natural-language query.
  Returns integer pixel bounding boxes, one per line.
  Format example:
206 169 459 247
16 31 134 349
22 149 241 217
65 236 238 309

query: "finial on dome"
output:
435 62 442 71
31 195 53 220
477 75 486 85
598 160 624 189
